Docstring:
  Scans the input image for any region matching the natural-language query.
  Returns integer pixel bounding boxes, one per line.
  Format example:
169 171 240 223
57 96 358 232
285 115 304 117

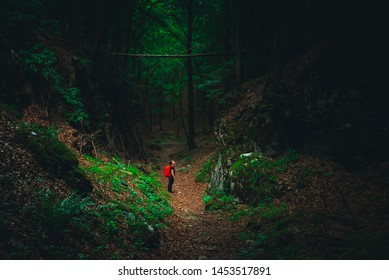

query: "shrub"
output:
18 44 89 124
22 189 98 259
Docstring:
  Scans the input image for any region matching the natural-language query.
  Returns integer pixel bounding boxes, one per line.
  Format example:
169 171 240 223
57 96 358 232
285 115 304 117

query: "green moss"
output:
82 155 173 249
202 190 236 211
195 152 217 183
15 123 92 193
227 150 299 204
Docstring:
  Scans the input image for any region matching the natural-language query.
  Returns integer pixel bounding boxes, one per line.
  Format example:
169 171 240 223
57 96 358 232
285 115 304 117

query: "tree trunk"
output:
186 0 196 149
235 0 242 85
92 0 109 58
158 86 163 131
111 4 122 66
178 68 188 138
223 0 231 61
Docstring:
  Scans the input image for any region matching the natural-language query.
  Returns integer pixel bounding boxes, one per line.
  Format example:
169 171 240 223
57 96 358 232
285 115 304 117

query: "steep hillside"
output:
0 103 171 260
205 34 389 259
217 32 389 166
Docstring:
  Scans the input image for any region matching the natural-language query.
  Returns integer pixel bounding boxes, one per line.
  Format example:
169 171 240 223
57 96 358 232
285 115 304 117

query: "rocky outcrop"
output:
209 32 389 195
205 33 389 259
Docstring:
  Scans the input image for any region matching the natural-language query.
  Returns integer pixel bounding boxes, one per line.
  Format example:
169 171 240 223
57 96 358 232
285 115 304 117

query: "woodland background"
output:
1 0 388 259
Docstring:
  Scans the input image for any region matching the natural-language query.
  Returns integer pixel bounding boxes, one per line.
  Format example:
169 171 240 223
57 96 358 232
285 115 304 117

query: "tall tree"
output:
186 0 195 149
234 0 242 84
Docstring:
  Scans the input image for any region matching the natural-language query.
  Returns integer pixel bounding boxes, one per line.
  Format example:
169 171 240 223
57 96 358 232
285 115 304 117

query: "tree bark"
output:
92 0 109 58
223 0 231 61
186 0 196 149
235 0 242 84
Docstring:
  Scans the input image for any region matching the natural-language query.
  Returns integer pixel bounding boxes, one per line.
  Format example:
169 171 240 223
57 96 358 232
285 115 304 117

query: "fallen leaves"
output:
140 132 246 260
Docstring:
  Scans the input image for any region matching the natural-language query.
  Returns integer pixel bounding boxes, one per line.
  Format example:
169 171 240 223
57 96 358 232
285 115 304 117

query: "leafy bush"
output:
18 44 89 124
22 189 98 259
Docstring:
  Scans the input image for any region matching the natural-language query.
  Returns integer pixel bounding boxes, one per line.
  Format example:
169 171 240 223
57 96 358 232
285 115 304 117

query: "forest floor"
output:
140 124 247 259
1 102 245 259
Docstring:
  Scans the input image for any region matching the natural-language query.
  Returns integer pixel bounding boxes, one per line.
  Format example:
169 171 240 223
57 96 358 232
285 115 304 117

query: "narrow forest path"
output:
141 128 246 259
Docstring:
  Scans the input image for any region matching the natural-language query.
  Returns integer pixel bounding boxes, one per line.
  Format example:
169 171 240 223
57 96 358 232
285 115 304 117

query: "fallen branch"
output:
102 49 261 59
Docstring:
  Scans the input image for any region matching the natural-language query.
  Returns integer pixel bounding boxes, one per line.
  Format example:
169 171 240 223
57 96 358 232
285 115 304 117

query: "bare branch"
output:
102 49 260 58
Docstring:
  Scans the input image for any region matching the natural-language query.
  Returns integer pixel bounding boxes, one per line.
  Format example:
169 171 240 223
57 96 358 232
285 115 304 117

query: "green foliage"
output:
18 44 89 124
83 155 173 248
195 59 235 104
195 152 217 182
78 58 93 69
202 189 237 211
7 155 173 259
15 122 92 193
203 149 311 259
5 0 43 25
236 202 308 259
230 150 299 204
61 87 89 123
22 189 97 259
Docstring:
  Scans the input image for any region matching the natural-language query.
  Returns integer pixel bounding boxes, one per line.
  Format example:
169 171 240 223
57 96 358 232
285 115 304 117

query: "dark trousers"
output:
168 176 174 192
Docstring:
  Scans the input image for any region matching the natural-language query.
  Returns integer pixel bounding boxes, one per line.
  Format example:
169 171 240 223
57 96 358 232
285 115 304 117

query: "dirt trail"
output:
142 129 246 260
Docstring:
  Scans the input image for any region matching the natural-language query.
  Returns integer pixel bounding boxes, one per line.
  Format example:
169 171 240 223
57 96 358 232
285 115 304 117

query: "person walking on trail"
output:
166 160 175 193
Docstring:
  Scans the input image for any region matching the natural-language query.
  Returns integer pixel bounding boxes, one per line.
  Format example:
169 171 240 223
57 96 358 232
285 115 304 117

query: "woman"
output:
167 160 175 193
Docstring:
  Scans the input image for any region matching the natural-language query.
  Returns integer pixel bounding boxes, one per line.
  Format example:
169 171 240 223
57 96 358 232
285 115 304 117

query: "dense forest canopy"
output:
1 0 388 260
3 0 386 155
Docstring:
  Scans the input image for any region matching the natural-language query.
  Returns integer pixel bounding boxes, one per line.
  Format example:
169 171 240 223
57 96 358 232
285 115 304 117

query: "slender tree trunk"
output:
178 68 188 139
92 0 109 58
186 0 196 149
111 5 122 66
235 0 242 85
125 2 135 66
223 0 231 61
143 78 152 132
172 101 176 121
221 0 231 111
158 86 163 131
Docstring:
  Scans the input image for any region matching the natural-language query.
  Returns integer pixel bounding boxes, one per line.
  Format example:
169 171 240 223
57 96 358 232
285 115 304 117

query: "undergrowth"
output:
21 189 98 259
204 149 389 259
15 122 92 193
201 150 306 259
202 189 237 211
195 152 217 183
4 154 172 259
235 203 309 259
82 156 173 253
230 150 299 204
18 43 89 124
